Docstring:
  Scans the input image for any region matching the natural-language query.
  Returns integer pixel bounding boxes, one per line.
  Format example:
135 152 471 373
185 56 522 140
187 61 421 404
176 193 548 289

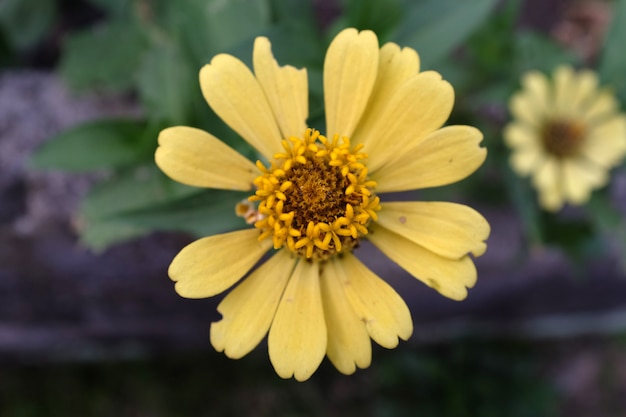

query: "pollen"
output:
541 119 587 157
249 128 380 261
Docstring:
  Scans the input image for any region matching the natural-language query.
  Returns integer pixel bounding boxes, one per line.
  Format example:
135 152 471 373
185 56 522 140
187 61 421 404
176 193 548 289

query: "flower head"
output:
504 65 626 211
155 28 489 381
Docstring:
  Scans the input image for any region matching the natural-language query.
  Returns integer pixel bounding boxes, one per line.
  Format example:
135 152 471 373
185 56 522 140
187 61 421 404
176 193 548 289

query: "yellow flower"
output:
155 28 489 381
504 65 626 211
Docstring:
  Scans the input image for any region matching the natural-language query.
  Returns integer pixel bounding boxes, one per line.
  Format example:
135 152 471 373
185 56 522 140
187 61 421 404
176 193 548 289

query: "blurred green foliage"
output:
17 0 626 262
0 0 56 51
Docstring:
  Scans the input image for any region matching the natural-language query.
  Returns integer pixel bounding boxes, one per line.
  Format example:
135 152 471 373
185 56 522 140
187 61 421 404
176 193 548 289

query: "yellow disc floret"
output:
249 128 380 260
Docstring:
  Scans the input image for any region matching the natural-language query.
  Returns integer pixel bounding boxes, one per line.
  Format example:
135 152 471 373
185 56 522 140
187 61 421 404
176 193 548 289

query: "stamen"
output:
248 128 380 261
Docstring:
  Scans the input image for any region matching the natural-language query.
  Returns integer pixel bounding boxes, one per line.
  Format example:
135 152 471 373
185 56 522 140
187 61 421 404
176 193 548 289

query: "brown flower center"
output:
247 129 380 261
541 119 587 157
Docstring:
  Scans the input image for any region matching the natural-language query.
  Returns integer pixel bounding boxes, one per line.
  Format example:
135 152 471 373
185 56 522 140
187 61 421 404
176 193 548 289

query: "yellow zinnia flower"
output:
504 65 626 211
155 28 489 381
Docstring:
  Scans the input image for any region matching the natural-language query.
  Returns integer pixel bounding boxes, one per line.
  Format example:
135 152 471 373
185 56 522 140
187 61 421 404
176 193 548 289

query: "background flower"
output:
504 65 626 211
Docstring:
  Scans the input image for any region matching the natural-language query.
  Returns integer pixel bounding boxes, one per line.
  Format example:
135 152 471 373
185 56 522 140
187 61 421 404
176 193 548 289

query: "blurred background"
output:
2 0 626 415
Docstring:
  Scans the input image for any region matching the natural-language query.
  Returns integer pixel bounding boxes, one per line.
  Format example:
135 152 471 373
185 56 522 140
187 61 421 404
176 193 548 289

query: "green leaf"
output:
79 221 149 252
586 192 626 271
80 165 199 222
513 31 578 77
587 191 623 232
85 0 132 17
342 0 403 41
542 213 594 253
599 0 626 101
166 0 271 66
137 43 197 125
391 0 497 68
466 0 522 75
77 165 201 251
59 20 148 91
269 0 316 27
503 164 543 245
259 24 325 68
0 0 55 50
114 189 249 237
78 167 247 249
31 119 153 172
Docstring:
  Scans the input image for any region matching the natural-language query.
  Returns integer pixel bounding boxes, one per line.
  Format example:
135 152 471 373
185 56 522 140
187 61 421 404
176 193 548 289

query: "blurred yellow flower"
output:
504 65 626 211
155 28 489 381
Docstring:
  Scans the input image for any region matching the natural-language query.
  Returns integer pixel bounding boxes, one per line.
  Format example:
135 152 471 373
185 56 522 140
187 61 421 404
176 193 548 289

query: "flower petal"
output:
373 125 486 192
324 28 379 138
155 126 257 190
200 54 282 159
169 229 271 298
503 123 546 175
376 201 490 259
510 145 546 176
562 158 607 205
531 157 564 211
364 71 455 172
509 71 551 127
503 122 539 149
320 260 372 375
369 225 477 301
328 253 412 348
582 114 626 167
268 259 326 381
523 70 551 109
570 69 600 110
583 89 620 123
210 250 296 359
553 65 577 117
253 37 308 139
353 42 420 148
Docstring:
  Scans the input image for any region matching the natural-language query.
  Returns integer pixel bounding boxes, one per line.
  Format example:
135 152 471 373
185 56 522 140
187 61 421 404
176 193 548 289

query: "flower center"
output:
541 119 587 157
248 128 380 261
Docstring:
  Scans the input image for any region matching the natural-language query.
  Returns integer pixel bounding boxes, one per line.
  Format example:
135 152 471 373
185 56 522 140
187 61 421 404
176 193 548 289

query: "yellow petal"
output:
210 250 296 359
268 259 326 381
324 28 379 138
510 146 545 176
369 225 477 301
562 158 607 205
503 122 546 175
200 54 282 159
320 260 372 375
328 253 412 348
155 126 257 190
510 94 540 127
353 42 420 148
570 69 600 111
531 157 564 211
364 71 455 172
583 89 619 123
509 70 551 127
503 122 539 149
553 65 577 117
373 125 486 192
169 229 271 298
376 201 490 259
253 37 308 139
582 114 626 167
522 70 551 110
